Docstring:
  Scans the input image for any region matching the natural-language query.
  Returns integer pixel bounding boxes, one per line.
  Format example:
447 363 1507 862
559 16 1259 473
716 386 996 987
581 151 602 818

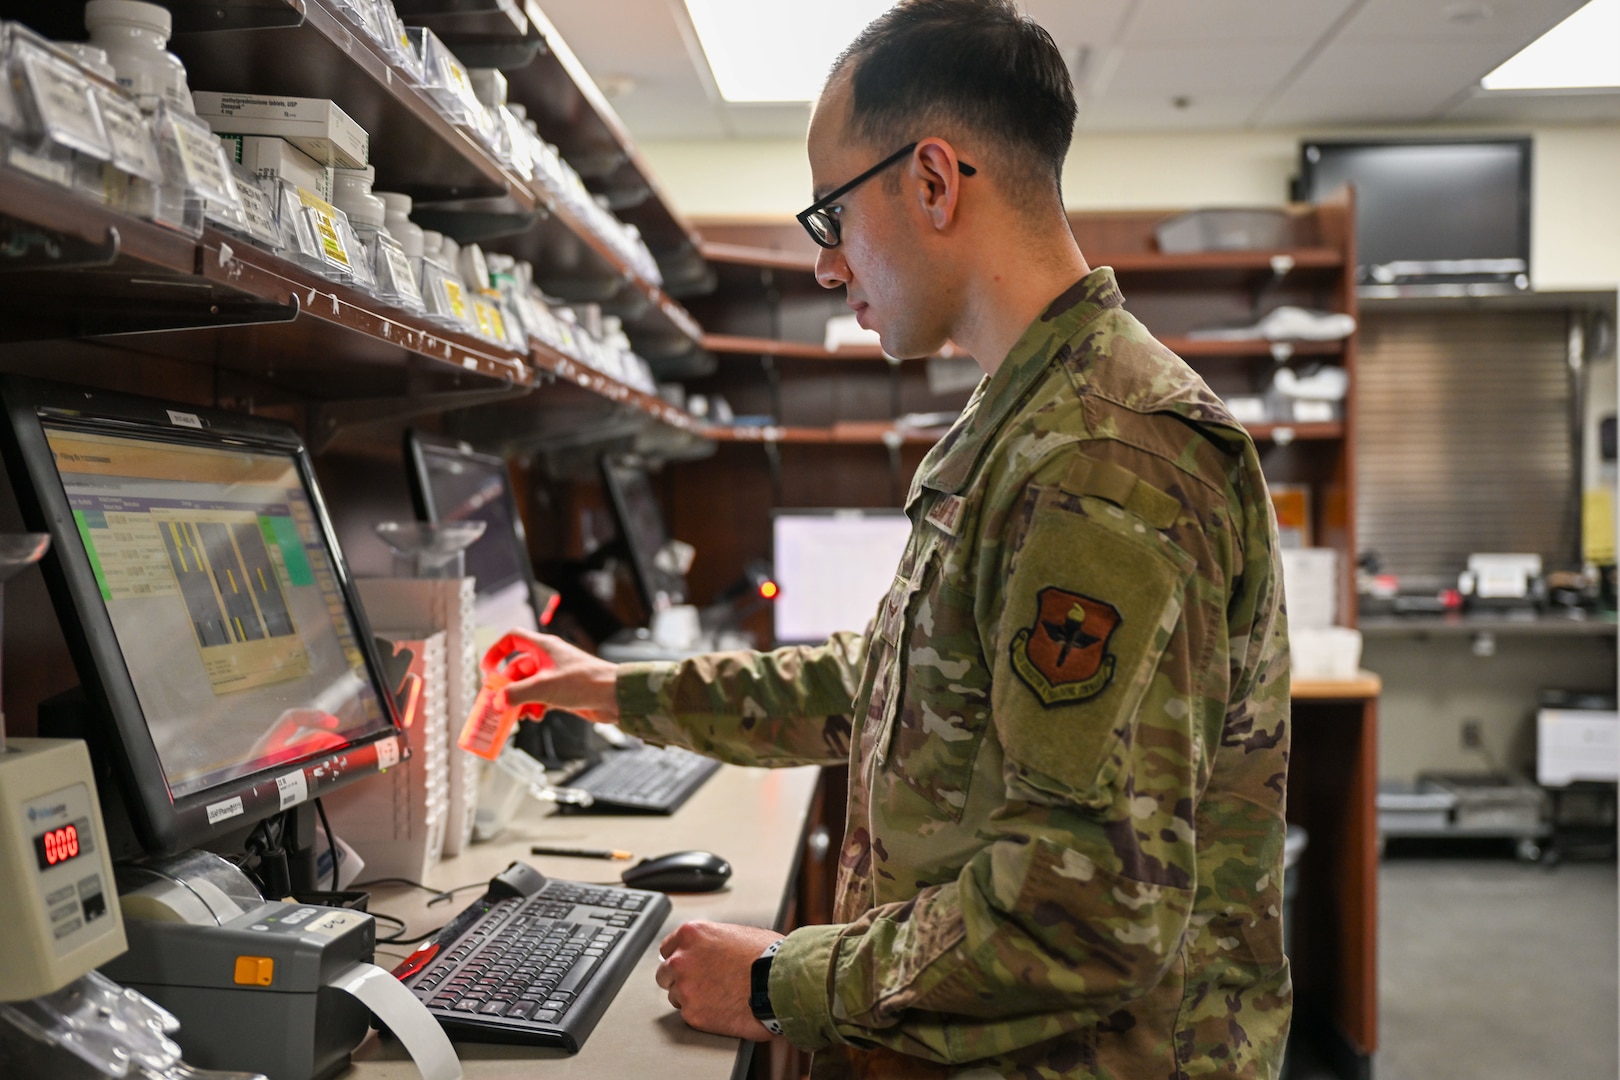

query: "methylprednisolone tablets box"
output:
193 92 368 169
219 135 333 202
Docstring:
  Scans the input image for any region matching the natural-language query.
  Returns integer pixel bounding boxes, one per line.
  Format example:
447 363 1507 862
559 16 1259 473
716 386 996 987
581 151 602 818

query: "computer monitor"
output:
1296 137 1532 289
0 377 403 856
772 509 912 645
599 456 687 614
404 431 553 634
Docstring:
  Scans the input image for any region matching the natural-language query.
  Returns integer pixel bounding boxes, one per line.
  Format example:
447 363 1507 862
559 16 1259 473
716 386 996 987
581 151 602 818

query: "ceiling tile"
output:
1083 93 1267 131
1337 0 1589 42
1257 39 1525 126
1101 42 1311 96
1124 0 1357 43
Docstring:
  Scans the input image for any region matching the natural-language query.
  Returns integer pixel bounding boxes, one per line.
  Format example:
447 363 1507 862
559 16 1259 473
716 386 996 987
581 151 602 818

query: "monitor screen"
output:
1298 138 1531 285
407 434 542 633
0 379 402 854
772 510 912 645
600 457 686 612
49 426 392 798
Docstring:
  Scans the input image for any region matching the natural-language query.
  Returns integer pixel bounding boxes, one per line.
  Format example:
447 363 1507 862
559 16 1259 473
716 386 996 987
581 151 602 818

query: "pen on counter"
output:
530 845 634 860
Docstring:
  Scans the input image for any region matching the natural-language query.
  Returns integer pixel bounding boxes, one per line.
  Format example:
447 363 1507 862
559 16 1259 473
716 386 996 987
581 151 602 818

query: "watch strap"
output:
750 939 785 1036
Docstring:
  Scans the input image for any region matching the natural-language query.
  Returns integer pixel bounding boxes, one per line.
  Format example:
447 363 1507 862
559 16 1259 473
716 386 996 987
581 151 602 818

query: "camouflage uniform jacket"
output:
616 268 1292 1079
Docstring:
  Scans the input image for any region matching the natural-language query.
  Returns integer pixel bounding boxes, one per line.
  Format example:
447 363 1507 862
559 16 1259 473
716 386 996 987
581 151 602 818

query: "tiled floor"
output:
1294 847 1617 1079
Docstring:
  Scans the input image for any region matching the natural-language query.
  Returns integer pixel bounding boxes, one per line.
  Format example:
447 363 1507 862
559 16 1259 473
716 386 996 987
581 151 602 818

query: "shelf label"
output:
235 180 280 245
442 278 467 320
377 241 423 309
298 192 354 271
168 111 238 205
15 44 109 161
92 89 163 183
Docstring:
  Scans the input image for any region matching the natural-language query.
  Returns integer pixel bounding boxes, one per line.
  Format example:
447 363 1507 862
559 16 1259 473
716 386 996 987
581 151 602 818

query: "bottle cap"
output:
378 191 413 216
85 0 173 39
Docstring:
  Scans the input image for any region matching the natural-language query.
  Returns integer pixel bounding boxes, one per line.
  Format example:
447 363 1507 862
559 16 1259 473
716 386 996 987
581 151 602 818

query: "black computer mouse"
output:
620 850 732 893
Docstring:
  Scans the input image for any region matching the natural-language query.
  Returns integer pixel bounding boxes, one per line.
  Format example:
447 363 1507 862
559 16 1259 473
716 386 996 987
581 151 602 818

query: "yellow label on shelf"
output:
1584 488 1615 565
443 279 467 320
473 299 506 340
297 191 352 269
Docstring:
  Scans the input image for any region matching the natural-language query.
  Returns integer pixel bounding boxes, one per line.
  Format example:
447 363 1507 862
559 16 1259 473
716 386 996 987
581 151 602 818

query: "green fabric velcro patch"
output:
1060 457 1180 530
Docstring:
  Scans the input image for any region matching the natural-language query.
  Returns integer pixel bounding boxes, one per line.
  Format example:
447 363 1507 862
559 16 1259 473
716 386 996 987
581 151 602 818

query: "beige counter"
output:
346 763 822 1079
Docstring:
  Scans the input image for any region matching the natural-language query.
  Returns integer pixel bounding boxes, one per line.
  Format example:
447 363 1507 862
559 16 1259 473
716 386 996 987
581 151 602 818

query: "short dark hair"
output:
830 0 1077 207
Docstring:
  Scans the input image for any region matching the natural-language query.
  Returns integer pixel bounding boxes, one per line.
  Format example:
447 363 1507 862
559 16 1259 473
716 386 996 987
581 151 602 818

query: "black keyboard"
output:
391 867 671 1052
567 745 722 814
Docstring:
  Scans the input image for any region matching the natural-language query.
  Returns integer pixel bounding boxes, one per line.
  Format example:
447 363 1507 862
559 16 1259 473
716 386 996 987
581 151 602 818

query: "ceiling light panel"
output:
1482 0 1620 90
684 0 892 102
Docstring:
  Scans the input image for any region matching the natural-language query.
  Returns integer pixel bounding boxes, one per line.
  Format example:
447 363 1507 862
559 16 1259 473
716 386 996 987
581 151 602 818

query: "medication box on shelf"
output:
193 92 368 168
220 134 332 202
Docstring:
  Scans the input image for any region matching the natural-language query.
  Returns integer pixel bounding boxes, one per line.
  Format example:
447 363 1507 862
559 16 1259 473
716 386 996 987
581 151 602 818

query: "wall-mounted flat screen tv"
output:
1297 137 1531 294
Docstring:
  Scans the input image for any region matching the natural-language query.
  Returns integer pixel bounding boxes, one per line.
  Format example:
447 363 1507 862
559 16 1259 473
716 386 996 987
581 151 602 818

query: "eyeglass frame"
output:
796 141 977 250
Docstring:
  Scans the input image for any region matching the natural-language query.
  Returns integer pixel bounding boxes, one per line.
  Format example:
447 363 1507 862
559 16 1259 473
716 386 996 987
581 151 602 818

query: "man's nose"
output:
815 244 850 290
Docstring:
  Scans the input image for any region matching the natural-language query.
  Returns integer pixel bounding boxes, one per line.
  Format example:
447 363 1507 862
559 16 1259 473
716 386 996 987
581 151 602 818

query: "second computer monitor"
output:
405 432 548 634
772 509 912 645
599 456 687 615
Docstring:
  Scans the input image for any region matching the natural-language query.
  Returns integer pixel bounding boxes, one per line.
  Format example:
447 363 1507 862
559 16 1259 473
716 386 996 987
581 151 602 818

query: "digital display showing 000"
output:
33 822 84 870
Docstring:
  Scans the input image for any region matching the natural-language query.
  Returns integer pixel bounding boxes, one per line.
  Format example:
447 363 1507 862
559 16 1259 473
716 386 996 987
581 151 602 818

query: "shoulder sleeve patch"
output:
993 491 1196 801
1011 587 1122 706
1061 456 1180 530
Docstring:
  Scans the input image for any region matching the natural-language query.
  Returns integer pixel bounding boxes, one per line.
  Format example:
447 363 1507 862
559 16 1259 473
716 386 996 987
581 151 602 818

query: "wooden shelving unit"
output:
0 0 708 429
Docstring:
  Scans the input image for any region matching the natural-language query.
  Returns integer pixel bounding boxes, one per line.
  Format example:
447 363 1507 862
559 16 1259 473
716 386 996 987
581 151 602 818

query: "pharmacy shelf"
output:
701 333 976 364
195 227 532 388
168 0 532 206
160 0 703 358
1358 614 1618 637
1093 248 1344 276
701 332 1343 366
1161 337 1346 361
0 167 719 450
396 0 707 291
702 418 1341 448
704 424 944 447
1246 421 1345 442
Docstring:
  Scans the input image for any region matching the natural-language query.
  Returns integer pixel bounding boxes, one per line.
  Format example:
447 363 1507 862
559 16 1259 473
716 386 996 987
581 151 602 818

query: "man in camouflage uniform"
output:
501 2 1292 1076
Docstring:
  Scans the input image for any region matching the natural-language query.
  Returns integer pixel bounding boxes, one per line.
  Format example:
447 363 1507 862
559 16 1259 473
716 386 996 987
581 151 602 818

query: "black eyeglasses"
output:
796 142 977 250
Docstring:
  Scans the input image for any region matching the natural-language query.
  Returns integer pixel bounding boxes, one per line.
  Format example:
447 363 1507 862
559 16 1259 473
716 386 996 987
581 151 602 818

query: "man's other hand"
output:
656 921 784 1041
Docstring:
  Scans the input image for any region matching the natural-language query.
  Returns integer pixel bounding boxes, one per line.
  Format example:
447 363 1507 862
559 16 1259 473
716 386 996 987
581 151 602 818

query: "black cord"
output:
382 924 454 946
351 877 488 908
315 798 339 891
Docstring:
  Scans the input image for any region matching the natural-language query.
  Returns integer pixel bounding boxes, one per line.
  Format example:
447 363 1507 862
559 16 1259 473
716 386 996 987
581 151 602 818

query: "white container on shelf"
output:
331 164 386 229
378 191 422 257
84 0 193 115
1290 626 1363 681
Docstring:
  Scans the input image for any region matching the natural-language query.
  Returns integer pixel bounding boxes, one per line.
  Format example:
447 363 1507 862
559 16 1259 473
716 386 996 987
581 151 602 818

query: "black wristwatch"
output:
749 940 785 1036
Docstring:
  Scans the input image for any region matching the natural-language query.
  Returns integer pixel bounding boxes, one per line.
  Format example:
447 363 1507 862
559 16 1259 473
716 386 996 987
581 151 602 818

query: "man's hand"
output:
656 921 784 1041
484 629 621 723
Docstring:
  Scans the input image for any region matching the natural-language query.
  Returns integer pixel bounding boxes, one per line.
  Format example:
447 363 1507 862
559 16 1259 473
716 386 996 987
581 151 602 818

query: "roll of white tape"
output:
329 962 462 1080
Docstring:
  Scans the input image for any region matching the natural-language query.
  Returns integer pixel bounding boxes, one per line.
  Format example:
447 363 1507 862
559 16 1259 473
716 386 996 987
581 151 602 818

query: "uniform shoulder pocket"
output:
994 490 1195 803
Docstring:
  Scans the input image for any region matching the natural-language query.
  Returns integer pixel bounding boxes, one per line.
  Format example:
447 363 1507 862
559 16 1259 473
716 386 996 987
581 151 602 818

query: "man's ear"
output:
911 139 964 234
